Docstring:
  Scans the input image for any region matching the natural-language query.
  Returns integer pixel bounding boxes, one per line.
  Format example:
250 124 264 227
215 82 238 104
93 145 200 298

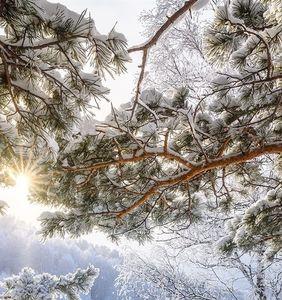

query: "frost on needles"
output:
38 0 281 259
0 0 129 171
0 0 281 298
0 0 128 297
0 266 99 300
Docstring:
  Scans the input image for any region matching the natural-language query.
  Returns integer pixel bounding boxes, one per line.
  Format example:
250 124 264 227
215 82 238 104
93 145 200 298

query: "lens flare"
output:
4 149 50 221
14 173 30 198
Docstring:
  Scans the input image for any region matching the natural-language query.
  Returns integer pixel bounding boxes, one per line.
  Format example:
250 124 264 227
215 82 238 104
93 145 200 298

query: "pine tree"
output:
0 0 128 183
37 0 281 260
0 0 281 297
0 0 128 297
0 266 99 300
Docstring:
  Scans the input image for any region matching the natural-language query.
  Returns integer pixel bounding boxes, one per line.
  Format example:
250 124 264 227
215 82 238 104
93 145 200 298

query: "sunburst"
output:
8 151 43 194
14 173 30 197
4 148 52 221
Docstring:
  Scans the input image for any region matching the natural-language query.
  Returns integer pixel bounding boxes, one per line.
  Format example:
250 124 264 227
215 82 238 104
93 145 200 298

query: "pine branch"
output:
62 146 194 173
116 143 282 218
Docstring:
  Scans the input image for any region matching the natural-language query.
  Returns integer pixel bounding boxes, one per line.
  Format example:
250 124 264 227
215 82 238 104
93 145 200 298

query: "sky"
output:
1 3 276 298
49 0 154 119
0 0 155 247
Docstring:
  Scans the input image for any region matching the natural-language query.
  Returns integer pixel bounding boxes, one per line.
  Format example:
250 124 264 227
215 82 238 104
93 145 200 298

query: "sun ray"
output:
3 146 51 221
14 173 30 197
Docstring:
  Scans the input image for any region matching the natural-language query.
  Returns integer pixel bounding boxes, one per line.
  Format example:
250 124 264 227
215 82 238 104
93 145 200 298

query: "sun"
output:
3 152 50 221
5 168 47 222
14 173 30 198
7 149 46 197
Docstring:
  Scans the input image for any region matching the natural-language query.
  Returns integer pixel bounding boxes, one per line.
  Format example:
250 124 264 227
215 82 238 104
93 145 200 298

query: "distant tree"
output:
115 247 226 300
139 0 211 93
0 216 122 300
153 196 282 299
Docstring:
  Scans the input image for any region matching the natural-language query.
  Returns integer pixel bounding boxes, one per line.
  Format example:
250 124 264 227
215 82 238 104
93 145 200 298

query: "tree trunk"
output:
255 248 267 300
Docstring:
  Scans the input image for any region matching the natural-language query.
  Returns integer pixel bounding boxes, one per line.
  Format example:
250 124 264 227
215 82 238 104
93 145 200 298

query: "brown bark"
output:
116 143 282 218
128 0 199 53
128 0 199 117
63 150 194 173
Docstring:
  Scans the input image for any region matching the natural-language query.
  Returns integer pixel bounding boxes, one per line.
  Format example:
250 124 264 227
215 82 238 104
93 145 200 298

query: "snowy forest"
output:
0 0 281 299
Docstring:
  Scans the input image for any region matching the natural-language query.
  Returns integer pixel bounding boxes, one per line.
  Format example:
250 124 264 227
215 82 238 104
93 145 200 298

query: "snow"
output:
108 29 127 44
0 113 15 136
140 122 157 135
79 118 97 137
216 235 232 250
38 211 56 221
228 7 244 25
11 79 49 102
243 197 279 220
233 226 247 245
35 0 99 36
231 36 260 62
0 266 99 300
192 0 210 11
62 158 69 167
44 133 59 155
114 49 132 62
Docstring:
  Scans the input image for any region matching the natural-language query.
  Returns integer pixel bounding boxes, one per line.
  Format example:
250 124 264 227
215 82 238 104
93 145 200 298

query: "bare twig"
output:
128 0 199 54
128 0 199 118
